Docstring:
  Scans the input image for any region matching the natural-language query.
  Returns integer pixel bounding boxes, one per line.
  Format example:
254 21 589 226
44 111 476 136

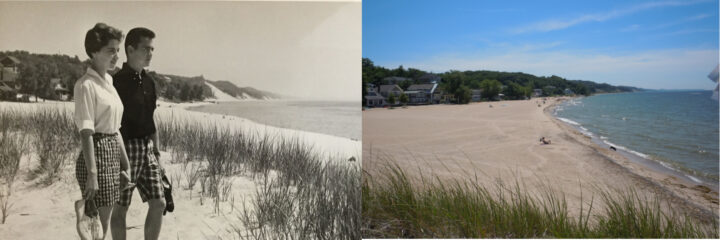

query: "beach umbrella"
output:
709 65 718 101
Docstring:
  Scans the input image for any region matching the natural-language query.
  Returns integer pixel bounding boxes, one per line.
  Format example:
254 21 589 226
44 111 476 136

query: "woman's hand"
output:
85 174 99 200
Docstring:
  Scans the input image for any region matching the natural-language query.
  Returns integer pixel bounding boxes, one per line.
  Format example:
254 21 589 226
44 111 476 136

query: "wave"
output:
578 126 594 137
686 174 703 184
557 117 580 126
567 99 583 106
602 139 649 159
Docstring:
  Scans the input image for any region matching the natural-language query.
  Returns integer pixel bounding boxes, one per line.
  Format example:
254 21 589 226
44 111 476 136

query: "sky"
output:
363 0 719 90
0 1 360 101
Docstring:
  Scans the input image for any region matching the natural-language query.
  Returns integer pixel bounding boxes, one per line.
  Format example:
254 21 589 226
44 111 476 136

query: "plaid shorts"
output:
118 137 164 206
76 133 121 208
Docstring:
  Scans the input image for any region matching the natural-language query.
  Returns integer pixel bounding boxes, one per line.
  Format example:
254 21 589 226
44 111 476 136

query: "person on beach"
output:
110 27 166 240
74 22 132 239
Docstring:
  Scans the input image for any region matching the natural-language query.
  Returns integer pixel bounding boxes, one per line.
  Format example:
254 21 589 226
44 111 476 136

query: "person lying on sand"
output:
540 137 551 145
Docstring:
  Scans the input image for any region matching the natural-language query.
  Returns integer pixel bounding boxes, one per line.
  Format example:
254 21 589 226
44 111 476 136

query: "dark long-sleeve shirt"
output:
112 62 157 139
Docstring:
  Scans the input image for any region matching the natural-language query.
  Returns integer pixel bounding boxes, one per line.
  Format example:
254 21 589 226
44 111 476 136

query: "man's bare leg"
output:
145 198 166 240
111 204 129 240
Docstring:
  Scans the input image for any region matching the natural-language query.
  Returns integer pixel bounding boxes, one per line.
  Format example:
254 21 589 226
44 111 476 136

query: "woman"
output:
74 22 132 239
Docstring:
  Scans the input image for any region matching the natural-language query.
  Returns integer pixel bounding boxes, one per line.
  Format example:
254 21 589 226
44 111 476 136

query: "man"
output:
110 27 165 240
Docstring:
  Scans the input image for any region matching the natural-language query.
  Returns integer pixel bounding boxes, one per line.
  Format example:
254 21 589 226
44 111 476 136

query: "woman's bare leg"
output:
98 206 114 239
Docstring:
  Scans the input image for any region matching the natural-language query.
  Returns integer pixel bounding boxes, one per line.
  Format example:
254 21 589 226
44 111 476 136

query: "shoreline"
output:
184 100 362 141
544 97 718 221
167 100 361 162
0 100 361 163
362 97 718 222
552 95 719 188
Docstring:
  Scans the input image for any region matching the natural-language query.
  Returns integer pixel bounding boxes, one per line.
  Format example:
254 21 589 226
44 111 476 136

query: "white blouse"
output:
73 67 124 134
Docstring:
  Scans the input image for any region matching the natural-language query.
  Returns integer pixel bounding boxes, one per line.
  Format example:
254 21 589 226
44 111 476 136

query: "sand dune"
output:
0 100 360 239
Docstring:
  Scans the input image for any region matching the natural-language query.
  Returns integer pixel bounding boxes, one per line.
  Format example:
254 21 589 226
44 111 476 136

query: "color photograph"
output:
362 0 719 238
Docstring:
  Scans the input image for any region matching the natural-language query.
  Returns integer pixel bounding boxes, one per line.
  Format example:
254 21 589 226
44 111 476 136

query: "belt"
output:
92 132 118 140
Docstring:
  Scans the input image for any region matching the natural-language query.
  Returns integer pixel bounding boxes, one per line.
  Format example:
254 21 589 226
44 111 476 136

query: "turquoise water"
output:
188 101 361 140
555 91 719 184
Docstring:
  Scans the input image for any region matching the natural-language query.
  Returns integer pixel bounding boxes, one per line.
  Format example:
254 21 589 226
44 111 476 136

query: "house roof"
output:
407 84 435 91
0 56 20 65
378 84 402 93
408 83 438 93
0 83 14 92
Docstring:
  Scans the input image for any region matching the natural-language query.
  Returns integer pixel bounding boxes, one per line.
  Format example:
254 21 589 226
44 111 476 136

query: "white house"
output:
406 83 438 104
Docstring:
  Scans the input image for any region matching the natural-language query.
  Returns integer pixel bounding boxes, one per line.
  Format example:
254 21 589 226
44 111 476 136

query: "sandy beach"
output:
362 98 718 221
0 99 360 240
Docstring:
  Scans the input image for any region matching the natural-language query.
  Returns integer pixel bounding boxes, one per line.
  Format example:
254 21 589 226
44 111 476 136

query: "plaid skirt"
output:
76 133 121 208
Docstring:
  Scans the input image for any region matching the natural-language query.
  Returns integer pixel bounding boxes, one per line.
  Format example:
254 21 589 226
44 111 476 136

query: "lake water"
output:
554 91 719 185
188 100 361 140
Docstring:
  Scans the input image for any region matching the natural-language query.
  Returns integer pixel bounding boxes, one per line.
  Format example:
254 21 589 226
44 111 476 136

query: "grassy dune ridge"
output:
362 162 718 238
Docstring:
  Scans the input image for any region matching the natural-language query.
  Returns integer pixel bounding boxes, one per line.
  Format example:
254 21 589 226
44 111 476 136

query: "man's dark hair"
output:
125 27 156 55
84 23 123 58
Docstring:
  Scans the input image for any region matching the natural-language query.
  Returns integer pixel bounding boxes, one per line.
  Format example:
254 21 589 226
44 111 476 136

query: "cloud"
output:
654 13 711 29
512 0 711 34
657 28 719 37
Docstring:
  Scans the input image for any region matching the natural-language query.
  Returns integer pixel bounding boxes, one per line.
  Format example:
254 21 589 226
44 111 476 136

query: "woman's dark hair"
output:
84 23 123 58
125 27 155 55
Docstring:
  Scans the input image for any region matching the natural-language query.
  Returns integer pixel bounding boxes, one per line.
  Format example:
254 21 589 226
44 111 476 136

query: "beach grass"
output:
0 108 31 224
362 163 718 238
0 105 360 239
27 108 78 183
156 114 361 239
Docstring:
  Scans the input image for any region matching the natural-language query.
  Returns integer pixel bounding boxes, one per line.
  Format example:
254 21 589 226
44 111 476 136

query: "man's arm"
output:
151 113 163 172
150 76 163 171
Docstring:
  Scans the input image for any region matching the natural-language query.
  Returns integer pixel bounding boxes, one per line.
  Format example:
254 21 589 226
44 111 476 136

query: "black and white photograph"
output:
0 1 360 239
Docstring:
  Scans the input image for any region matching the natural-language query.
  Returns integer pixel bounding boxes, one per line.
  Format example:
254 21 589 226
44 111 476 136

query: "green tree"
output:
542 86 559 96
455 85 472 104
570 83 589 96
394 65 406 77
180 83 191 101
388 93 396 105
441 70 465 96
399 80 412 90
479 79 501 100
399 93 409 106
503 82 528 100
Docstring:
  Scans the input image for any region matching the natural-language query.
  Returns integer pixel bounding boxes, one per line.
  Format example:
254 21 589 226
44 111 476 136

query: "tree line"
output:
362 58 643 104
0 50 214 102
